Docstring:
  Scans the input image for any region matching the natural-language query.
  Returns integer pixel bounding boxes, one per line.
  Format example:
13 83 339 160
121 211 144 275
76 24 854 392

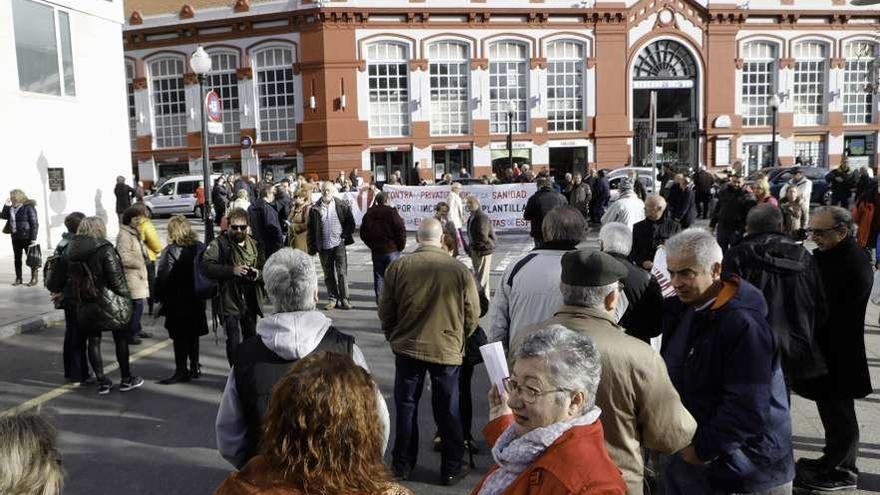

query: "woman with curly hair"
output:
214 352 411 495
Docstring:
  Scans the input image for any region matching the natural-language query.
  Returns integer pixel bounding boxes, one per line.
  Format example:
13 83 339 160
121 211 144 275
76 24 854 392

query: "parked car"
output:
143 174 220 217
606 167 656 202
746 166 830 205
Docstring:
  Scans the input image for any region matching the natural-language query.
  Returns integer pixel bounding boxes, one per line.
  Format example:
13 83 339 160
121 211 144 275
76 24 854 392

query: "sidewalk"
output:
0 254 63 340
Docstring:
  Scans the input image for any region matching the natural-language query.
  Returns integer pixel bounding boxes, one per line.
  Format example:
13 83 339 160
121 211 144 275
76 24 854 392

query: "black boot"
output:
189 363 201 379
158 370 190 385
12 277 22 286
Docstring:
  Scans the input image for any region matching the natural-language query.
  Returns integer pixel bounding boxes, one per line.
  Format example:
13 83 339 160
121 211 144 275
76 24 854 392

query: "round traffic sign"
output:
205 91 222 122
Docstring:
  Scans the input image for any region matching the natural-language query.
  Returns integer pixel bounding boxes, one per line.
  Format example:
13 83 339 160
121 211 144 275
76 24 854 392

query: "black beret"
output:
561 249 629 287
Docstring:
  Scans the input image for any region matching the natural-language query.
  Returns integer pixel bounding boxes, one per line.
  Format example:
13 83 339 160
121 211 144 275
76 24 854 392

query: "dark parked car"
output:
747 166 830 205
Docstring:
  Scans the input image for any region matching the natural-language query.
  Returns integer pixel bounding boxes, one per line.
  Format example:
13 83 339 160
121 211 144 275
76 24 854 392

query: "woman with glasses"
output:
472 325 625 495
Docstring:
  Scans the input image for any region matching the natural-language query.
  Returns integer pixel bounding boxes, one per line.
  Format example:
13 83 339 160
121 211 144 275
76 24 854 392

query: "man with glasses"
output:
514 249 695 494
201 208 265 366
792 206 872 492
662 228 793 495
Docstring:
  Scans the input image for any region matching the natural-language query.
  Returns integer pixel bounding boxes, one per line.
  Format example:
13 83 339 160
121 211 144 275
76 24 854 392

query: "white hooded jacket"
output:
215 310 390 468
601 192 646 230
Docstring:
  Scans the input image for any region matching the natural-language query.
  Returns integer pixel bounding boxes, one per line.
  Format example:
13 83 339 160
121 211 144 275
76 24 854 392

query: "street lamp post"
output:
506 101 516 173
770 94 781 168
190 46 214 243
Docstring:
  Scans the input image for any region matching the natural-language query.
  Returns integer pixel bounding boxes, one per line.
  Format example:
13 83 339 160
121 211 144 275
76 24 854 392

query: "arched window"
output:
489 41 528 134
126 61 136 148
844 41 876 124
793 41 828 126
148 57 187 149
428 41 469 136
207 51 241 145
367 41 410 137
633 40 696 79
546 40 585 132
254 47 295 143
740 42 778 127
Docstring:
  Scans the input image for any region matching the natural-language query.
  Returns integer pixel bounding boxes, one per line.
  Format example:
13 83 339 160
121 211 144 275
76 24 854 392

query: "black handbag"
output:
464 325 488 366
26 244 42 269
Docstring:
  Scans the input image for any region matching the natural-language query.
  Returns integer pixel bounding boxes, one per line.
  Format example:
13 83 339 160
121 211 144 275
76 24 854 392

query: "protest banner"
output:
381 183 536 232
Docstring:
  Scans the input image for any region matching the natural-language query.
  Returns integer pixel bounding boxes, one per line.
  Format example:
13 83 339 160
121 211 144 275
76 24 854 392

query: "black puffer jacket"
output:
1 200 38 241
65 235 132 332
630 214 681 268
723 232 828 381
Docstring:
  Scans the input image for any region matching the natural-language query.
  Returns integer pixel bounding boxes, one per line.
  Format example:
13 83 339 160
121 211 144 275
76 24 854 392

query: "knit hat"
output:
618 177 634 193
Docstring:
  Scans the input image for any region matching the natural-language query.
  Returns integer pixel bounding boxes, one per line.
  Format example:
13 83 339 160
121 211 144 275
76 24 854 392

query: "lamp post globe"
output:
769 94 781 110
190 45 212 75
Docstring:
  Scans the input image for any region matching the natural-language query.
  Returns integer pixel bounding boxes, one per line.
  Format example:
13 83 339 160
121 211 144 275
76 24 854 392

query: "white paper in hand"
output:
479 342 509 395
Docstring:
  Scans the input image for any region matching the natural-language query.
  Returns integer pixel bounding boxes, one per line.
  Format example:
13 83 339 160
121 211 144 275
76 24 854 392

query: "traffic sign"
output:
205 90 223 135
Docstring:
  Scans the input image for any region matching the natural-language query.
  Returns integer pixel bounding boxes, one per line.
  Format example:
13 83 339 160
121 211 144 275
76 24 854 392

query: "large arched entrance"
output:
631 39 700 171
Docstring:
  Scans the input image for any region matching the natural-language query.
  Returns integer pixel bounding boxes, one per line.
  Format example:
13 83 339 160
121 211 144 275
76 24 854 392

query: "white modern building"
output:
1 0 132 255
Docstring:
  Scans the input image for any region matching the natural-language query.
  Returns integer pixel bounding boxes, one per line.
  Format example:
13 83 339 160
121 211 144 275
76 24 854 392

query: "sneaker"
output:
323 300 337 311
798 468 858 492
97 380 112 395
119 375 145 392
338 299 353 310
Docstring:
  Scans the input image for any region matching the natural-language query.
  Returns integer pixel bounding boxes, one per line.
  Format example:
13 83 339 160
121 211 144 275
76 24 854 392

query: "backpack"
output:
69 260 100 302
193 241 218 300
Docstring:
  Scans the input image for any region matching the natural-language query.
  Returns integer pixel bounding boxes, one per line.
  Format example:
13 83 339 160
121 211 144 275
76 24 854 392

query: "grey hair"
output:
417 217 443 243
321 181 337 193
0 413 63 495
813 205 854 234
542 206 587 243
77 216 106 239
513 325 602 412
262 248 318 312
645 194 666 209
664 228 723 272
746 204 784 235
598 222 633 256
560 281 617 308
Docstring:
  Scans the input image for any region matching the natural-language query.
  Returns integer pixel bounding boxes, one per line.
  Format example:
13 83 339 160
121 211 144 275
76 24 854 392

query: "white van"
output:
144 174 220 217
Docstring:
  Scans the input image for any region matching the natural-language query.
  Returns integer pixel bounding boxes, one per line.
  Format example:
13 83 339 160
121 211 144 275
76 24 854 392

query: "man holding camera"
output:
202 207 265 366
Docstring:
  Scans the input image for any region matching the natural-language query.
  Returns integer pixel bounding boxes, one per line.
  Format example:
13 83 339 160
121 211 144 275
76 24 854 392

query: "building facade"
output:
2 0 131 253
122 0 880 184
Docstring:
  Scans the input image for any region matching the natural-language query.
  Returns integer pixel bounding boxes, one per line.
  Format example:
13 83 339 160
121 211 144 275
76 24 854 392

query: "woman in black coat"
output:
1 189 39 286
156 215 209 384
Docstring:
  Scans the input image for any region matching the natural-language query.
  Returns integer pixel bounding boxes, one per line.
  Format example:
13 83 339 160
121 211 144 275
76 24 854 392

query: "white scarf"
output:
477 407 602 495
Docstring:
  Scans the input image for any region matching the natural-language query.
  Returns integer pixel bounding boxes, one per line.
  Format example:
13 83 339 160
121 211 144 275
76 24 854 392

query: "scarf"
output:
477 407 602 495
9 204 22 234
231 236 258 268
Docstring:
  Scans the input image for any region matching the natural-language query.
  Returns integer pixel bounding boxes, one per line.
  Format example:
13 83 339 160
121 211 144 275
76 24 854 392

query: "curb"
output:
0 310 65 341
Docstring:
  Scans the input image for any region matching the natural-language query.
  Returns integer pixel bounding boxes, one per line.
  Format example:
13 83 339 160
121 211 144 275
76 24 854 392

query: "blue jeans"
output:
371 251 400 302
392 354 465 476
666 454 793 495
129 299 145 339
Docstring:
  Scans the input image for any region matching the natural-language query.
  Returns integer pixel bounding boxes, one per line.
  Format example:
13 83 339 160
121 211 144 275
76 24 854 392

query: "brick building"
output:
123 0 880 185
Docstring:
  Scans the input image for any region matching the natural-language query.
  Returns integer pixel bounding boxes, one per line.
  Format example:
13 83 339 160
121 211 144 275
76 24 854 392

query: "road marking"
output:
1 338 172 418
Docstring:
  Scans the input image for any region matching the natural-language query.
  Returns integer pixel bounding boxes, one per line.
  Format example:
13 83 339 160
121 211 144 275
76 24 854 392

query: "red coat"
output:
470 415 626 495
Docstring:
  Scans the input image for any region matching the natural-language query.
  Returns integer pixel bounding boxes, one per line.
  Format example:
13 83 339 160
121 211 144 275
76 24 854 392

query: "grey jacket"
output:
215 310 389 468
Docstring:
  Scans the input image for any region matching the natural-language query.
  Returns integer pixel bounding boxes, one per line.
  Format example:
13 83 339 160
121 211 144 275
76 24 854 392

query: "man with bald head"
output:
631 194 682 270
379 216 481 485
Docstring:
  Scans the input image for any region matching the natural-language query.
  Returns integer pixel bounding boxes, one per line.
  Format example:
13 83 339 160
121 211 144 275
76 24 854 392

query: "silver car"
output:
606 167 656 202
144 174 219 217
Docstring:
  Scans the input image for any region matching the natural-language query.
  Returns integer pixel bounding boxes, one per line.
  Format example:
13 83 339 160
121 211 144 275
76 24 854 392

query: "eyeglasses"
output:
805 224 843 236
502 377 568 404
229 225 248 231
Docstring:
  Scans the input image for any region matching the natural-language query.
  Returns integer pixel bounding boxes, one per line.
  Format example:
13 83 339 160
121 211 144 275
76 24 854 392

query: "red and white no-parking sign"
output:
205 90 223 134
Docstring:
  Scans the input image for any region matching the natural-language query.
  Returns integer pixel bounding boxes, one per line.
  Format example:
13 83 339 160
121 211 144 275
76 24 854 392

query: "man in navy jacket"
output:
661 228 794 495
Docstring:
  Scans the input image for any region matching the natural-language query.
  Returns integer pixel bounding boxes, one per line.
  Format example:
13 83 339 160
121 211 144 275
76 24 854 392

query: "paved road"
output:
1 223 880 494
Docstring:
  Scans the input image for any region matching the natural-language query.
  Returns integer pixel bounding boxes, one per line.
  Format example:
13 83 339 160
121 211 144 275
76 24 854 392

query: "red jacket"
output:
471 415 626 495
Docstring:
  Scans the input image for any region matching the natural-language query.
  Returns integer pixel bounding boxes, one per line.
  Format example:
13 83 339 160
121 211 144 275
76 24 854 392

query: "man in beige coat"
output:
514 249 696 495
379 218 480 486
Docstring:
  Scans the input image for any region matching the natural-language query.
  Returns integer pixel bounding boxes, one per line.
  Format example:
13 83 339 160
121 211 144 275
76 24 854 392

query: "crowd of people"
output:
1 158 877 495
